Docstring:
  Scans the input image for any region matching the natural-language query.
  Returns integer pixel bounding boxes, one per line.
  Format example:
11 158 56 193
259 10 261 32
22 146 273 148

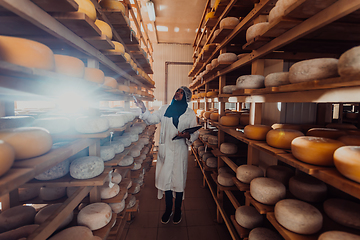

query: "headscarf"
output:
164 87 189 128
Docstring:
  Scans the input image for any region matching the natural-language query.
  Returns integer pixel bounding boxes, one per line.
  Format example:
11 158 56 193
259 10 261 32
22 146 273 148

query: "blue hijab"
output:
164 93 188 128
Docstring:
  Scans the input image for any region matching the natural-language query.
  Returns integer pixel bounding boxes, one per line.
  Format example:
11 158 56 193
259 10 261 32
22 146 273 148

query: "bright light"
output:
159 5 167 11
130 0 135 4
147 23 153 32
56 91 90 114
174 27 179 32
156 25 168 32
146 1 156 21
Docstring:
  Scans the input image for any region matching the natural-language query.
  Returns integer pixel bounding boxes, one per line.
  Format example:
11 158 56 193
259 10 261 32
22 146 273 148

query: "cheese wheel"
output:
326 123 358 130
217 172 234 186
218 166 232 175
220 17 239 29
19 187 40 202
206 64 212 71
244 125 272 140
77 203 112 230
0 140 14 177
109 199 126 214
337 135 360 146
211 58 218 67
248 227 282 240
75 116 109 133
246 22 269 42
220 143 237 154
289 58 339 83
123 52 131 62
289 174 327 202
324 198 360 230
208 135 218 145
218 53 237 63
0 127 52 160
250 177 286 205
108 41 125 54
39 186 66 201
118 155 134 166
210 112 219 121
338 46 360 77
206 91 218 97
206 157 217 168
264 72 290 87
54 54 85 78
114 136 131 147
0 224 39 240
235 206 263 229
0 206 36 233
271 123 302 131
220 115 239 126
35 158 70 180
291 136 345 166
205 12 216 21
100 184 120 199
236 75 265 89
306 128 346 139
334 146 360 183
103 140 124 154
48 226 100 240
100 146 115 161
204 111 212 119
74 0 97 21
318 231 360 240
103 76 118 89
240 113 250 126
84 67 105 84
202 153 213 162
100 0 125 13
32 117 70 134
268 5 285 24
222 85 238 94
127 195 136 208
265 165 294 186
237 53 247 59
236 165 263 184
0 116 35 130
70 156 104 179
0 36 55 70
275 199 323 234
266 129 304 149
35 203 73 230
101 114 126 128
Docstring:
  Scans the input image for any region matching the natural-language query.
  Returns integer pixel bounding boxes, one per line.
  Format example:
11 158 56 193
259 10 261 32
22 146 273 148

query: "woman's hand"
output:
177 131 190 139
134 97 146 113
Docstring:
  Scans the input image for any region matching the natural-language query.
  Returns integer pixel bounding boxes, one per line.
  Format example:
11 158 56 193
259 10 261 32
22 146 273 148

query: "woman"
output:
135 86 199 224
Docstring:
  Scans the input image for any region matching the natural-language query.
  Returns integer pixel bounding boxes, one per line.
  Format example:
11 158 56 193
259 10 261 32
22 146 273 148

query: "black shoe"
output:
173 209 182 224
161 210 173 224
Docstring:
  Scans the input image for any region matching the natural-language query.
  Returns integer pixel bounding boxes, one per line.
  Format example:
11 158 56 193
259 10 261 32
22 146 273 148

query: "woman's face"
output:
174 88 184 101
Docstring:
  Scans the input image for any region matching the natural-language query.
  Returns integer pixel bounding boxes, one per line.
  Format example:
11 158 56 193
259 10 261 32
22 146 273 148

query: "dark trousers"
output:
165 190 183 211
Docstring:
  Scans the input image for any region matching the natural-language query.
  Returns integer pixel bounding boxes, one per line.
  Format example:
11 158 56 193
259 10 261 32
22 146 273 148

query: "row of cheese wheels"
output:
196 109 250 126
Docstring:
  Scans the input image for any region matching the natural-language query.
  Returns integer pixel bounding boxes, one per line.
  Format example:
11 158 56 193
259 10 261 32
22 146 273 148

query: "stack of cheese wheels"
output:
99 0 125 13
250 177 286 205
289 174 327 202
248 227 282 240
244 124 272 140
323 198 360 230
40 186 66 201
240 113 250 125
220 115 239 126
77 203 112 230
246 22 269 42
218 53 238 63
74 0 97 21
0 116 35 130
220 17 240 29
264 72 290 87
0 127 52 160
48 226 101 240
35 158 70 180
235 206 263 229
0 36 55 71
306 127 346 139
338 46 360 77
210 112 219 121
334 146 360 183
266 128 304 149
236 165 263 184
236 75 265 89
275 199 323 234
19 187 40 201
220 142 237 154
103 76 118 89
319 231 360 240
289 58 339 83
0 224 40 240
291 136 345 166
271 123 302 131
100 184 120 199
338 135 360 145
94 19 112 39
266 165 294 186
31 117 71 134
35 203 73 230
75 116 109 133
217 172 234 186
70 156 104 179
0 140 15 177
54 54 85 78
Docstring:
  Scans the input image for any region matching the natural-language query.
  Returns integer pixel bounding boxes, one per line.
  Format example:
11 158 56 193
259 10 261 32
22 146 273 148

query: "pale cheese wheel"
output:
222 85 238 94
265 165 294 186
289 58 339 83
250 177 286 205
318 231 360 240
220 142 237 154
103 140 124 154
211 58 218 67
109 171 122 184
291 136 345 166
100 184 120 199
206 157 217 168
35 203 73 230
271 123 302 131
32 117 70 134
202 153 213 162
202 134 212 142
114 136 131 147
208 135 218 145
48 226 100 240
199 150 206 157
109 199 126 214
218 166 232 175
0 127 52 160
70 156 104 179
246 22 269 42
244 125 272 140
75 116 109 133
127 195 136 209
220 115 239 126
236 165 263 184
324 198 360 230
77 203 112 230
326 123 358 130
100 146 115 161
210 112 219 121
0 36 55 70
334 146 360 183
268 5 285 24
103 76 118 89
218 53 237 63
220 17 239 29
306 127 346 139
198 146 205 152
100 0 125 13
118 155 134 166
0 224 39 240
0 206 36 233
237 53 248 59
101 114 126 128
84 67 105 84
0 116 35 130
39 186 66 201
264 72 290 87
74 0 97 21
266 129 304 149
289 174 327 202
109 41 125 54
236 75 265 89
235 206 263 229
35 158 70 180
338 46 360 77
0 140 14 177
275 199 323 234
206 64 212 71
248 227 282 240
217 172 234 186
18 187 40 202
54 54 85 78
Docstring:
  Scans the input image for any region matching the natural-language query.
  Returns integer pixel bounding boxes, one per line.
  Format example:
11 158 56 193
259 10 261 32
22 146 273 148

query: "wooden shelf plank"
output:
232 177 250 192
230 215 250 238
126 199 139 213
225 190 241 209
251 142 286 156
242 36 271 51
210 27 234 43
205 17 218 28
212 148 246 158
84 34 115 50
276 153 329 175
262 17 302 38
101 51 127 63
31 0 78 12
93 212 118 240
102 9 128 26
0 168 34 197
221 156 238 172
244 191 274 214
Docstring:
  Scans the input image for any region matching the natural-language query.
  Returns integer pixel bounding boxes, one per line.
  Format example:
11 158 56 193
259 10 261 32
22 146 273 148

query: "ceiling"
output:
138 0 207 44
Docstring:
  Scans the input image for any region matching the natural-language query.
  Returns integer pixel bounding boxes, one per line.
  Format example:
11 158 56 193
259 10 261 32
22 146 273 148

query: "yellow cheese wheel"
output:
244 125 272 140
206 91 218 97
199 92 206 98
74 0 97 21
271 123 302 131
0 140 15 177
306 128 346 139
108 41 125 54
291 136 345 166
266 129 304 149
103 76 118 89
338 135 360 146
84 67 105 84
95 20 112 39
220 116 239 127
100 0 125 13
210 113 219 121
54 54 85 78
334 146 360 183
0 127 53 160
205 12 216 21
123 52 131 62
204 111 212 119
0 36 55 71
118 84 129 92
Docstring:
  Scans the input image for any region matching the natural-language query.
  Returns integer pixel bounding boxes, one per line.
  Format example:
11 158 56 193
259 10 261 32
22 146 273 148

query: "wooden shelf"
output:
230 215 250 239
244 191 274 214
31 0 78 12
232 177 250 192
211 148 246 158
126 199 139 213
250 142 286 156
93 212 118 240
276 153 329 175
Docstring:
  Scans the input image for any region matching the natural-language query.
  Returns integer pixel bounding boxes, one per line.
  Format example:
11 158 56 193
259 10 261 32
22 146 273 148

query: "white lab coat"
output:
140 105 199 199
